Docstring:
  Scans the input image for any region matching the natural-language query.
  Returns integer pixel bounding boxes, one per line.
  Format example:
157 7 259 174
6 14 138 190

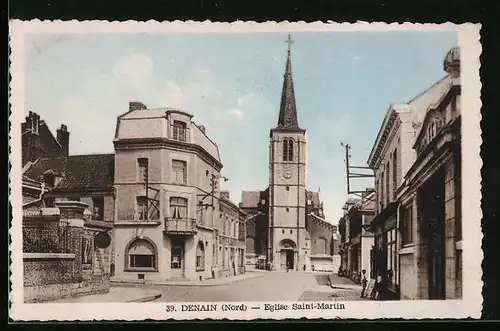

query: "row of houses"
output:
338 46 462 300
21 103 247 301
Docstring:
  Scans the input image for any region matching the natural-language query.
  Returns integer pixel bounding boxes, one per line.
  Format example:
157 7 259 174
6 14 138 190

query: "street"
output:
111 272 365 302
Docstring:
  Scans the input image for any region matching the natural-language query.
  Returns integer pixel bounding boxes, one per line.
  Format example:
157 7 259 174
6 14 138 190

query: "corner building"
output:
241 38 336 272
113 102 245 281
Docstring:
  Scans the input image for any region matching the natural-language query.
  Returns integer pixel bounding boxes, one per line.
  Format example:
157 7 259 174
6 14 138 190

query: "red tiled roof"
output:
24 154 114 192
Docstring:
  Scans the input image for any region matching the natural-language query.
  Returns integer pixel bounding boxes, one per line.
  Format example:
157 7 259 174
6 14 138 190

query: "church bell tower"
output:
268 34 307 271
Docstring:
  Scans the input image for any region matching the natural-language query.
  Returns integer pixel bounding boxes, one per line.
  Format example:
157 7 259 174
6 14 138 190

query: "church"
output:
240 36 338 272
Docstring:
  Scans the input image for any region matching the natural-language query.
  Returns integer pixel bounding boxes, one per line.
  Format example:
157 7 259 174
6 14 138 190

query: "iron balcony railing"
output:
164 218 197 235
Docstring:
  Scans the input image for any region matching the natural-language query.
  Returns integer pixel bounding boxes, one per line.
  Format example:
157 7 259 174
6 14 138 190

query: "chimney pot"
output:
129 101 147 111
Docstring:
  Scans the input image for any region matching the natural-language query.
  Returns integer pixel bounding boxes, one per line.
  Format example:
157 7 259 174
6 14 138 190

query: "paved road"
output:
118 272 365 302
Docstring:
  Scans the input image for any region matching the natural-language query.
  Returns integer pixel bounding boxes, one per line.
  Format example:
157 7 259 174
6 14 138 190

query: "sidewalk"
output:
111 271 264 287
52 287 162 303
328 273 363 290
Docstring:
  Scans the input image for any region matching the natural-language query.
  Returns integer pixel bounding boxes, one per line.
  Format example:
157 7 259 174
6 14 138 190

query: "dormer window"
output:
173 121 187 142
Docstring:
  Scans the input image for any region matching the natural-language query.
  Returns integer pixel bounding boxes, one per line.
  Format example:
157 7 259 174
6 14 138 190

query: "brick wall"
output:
23 201 111 302
307 218 334 255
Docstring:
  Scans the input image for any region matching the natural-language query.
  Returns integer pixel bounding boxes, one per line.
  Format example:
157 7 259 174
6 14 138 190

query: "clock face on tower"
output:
283 171 292 179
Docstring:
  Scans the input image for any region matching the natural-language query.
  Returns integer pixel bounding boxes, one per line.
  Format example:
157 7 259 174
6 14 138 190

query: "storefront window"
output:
127 239 156 270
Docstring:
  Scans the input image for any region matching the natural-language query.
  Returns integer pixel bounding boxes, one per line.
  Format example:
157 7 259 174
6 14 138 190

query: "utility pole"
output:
341 142 375 203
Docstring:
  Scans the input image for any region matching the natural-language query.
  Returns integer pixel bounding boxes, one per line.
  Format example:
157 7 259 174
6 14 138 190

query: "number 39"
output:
165 305 175 312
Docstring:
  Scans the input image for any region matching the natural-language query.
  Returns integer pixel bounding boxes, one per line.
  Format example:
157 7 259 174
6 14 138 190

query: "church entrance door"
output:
286 250 294 270
278 239 297 271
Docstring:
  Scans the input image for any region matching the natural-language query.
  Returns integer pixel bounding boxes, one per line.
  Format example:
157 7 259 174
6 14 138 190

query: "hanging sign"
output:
94 232 111 249
364 279 376 299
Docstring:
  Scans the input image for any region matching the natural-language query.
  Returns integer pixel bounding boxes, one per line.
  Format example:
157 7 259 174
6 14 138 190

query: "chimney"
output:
198 125 206 133
25 111 41 134
220 191 230 200
57 124 70 156
129 101 147 111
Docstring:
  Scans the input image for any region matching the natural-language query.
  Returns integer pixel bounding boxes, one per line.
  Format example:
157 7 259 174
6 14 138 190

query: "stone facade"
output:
366 46 462 300
112 103 245 282
338 192 375 282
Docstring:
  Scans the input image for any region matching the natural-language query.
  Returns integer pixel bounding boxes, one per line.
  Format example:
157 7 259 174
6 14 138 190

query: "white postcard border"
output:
9 20 483 320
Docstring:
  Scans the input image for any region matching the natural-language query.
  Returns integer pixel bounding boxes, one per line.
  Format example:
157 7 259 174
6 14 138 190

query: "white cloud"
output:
227 108 244 118
112 54 154 89
354 55 361 61
164 81 185 108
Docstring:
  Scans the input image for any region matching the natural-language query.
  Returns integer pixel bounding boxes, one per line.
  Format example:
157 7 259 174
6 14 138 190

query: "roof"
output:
306 190 321 206
115 105 221 164
274 37 303 132
23 154 115 192
367 75 452 168
241 191 263 209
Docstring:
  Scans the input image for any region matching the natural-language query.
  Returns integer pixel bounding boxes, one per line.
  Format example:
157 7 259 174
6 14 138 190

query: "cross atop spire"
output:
274 34 303 131
286 34 294 55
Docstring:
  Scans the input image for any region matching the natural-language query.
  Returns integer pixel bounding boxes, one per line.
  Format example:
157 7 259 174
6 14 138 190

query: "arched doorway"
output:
279 239 297 271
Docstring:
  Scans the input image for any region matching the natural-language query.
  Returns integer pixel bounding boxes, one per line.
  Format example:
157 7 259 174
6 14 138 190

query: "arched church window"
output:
282 138 294 162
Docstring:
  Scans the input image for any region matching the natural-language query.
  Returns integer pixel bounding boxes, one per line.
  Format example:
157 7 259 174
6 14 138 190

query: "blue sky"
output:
24 31 458 223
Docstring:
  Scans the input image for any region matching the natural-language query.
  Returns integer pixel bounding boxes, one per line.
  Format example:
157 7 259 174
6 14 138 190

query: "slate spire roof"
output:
275 34 303 131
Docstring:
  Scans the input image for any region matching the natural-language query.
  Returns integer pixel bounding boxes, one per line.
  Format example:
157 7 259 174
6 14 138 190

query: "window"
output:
173 121 187 141
386 229 397 286
317 237 328 254
92 197 104 221
127 239 156 269
401 205 413 245
172 160 187 184
385 162 390 204
223 247 227 268
282 138 294 161
392 148 398 200
375 179 380 213
170 197 188 219
380 171 385 209
136 196 148 221
137 158 148 183
171 237 184 270
231 247 236 266
196 241 205 270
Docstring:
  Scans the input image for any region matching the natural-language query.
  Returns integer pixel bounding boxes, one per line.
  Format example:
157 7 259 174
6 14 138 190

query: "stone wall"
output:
23 201 111 303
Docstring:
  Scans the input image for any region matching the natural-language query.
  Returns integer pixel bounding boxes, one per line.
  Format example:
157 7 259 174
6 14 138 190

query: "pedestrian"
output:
371 271 382 300
360 269 368 298
378 269 389 301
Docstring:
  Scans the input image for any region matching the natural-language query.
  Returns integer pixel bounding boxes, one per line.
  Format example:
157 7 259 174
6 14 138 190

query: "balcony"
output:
163 218 197 236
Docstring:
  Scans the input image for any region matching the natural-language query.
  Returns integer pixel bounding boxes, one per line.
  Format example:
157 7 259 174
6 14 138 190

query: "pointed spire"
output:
276 34 301 130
